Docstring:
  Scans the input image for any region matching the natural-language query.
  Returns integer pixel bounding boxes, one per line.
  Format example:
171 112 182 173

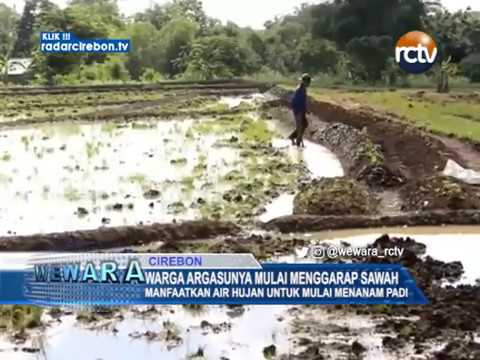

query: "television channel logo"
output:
395 31 438 74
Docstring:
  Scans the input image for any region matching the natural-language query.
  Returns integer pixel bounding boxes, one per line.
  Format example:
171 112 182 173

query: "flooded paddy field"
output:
0 92 341 236
1 82 480 360
0 303 406 360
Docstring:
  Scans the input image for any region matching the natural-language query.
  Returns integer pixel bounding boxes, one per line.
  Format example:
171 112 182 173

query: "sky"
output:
2 0 480 29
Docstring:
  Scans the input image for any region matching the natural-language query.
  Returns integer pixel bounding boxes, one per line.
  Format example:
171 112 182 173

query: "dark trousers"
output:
288 112 308 146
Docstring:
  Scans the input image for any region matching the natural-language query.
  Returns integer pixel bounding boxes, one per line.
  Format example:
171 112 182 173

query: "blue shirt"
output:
291 85 307 114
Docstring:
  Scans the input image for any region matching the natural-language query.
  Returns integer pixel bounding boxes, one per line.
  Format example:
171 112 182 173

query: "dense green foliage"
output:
0 3 18 61
0 0 479 84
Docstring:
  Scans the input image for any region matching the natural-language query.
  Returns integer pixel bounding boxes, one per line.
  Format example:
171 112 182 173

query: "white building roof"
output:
3 58 33 76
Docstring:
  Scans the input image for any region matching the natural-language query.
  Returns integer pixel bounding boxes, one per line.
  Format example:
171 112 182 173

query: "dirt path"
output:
432 133 480 171
0 221 240 252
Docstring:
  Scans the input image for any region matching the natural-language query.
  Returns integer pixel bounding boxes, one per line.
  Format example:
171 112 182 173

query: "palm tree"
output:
423 1 474 92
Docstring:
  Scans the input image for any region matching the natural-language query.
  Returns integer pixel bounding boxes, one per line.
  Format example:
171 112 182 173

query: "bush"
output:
182 35 260 80
346 35 393 82
299 38 342 74
51 58 131 85
140 68 165 82
461 53 480 82
247 66 294 84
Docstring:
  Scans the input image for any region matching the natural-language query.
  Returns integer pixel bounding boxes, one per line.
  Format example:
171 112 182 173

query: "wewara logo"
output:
395 31 438 74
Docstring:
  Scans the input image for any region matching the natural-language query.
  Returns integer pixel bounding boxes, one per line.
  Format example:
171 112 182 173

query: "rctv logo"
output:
395 31 438 74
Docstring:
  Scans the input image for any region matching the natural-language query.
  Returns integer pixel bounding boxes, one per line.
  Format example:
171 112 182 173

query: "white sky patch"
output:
2 0 479 29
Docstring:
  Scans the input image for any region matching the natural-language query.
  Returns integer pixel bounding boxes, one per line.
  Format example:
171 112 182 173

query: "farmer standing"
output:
288 73 311 147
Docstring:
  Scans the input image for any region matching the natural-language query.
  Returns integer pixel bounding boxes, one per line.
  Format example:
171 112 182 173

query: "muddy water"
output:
0 120 232 235
259 193 296 222
273 138 344 179
257 108 344 222
2 93 478 359
260 138 343 222
260 139 343 222
2 305 289 360
0 94 344 358
0 94 343 236
290 307 417 360
1 228 479 359
6 307 407 360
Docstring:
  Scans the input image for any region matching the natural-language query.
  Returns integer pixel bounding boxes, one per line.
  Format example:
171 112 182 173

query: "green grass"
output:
39 121 82 137
1 152 11 161
192 114 246 135
275 72 476 90
310 88 480 142
171 157 188 166
132 121 156 130
64 185 82 202
85 141 101 159
20 136 30 150
101 122 118 134
241 118 275 144
125 173 148 185
200 101 230 112
180 176 195 191
0 173 11 184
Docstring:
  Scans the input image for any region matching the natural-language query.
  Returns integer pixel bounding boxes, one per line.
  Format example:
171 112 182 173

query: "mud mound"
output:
311 123 405 187
293 178 378 216
401 176 480 211
435 341 480 360
368 235 465 288
356 164 406 188
312 123 383 170
365 236 480 349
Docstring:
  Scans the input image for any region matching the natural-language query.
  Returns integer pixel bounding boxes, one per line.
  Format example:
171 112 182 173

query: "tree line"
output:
0 0 479 86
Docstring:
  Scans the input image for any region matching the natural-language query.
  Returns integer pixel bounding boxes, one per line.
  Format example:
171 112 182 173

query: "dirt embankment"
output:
0 221 240 252
307 98 462 180
264 210 480 233
0 88 259 129
0 79 270 96
311 122 406 187
400 175 480 211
